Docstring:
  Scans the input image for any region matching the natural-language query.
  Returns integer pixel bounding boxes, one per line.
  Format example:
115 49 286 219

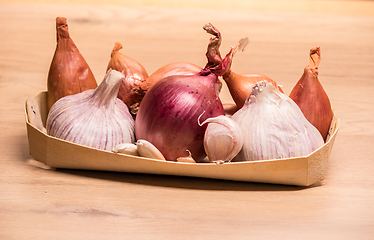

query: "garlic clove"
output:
232 80 324 161
136 140 166 160
199 114 243 163
112 143 139 156
176 150 196 163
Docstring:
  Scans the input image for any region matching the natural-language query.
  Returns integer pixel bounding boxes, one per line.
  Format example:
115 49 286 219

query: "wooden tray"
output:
25 91 339 186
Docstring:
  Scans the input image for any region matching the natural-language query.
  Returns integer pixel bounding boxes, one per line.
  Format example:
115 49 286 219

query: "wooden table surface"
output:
1 1 374 239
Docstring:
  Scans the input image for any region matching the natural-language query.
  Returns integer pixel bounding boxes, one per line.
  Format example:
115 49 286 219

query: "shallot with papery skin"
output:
223 71 283 109
47 17 97 112
135 23 248 162
46 69 135 151
106 42 149 116
222 103 240 116
289 47 333 141
232 80 324 161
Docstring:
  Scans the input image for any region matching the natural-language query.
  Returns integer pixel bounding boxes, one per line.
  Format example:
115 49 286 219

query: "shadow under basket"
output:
25 91 339 186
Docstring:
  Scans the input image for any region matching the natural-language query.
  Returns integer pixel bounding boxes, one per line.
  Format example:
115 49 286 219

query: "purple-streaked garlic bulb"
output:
46 69 135 151
232 80 324 161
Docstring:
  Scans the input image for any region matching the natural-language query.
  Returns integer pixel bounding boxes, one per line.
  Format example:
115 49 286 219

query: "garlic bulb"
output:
46 69 135 151
232 80 324 161
199 114 243 163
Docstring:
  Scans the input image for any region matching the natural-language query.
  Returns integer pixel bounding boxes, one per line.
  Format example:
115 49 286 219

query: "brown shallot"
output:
223 71 283 109
106 42 149 116
47 17 97 112
289 47 333 141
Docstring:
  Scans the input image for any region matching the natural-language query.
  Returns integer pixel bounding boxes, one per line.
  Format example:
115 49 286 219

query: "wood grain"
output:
1 1 374 239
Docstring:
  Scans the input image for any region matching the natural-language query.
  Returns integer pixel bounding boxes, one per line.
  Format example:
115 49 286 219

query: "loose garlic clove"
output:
46 69 135 152
113 143 139 156
136 140 166 160
232 80 324 161
199 113 243 163
176 150 196 163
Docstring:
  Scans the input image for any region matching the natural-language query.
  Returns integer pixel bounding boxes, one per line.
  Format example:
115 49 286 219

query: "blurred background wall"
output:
3 0 374 16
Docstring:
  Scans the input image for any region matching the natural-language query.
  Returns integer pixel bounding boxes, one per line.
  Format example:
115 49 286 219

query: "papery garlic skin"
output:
232 80 324 161
200 114 243 162
46 69 135 151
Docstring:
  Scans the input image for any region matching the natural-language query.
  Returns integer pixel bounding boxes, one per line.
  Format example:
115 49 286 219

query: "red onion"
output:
146 62 202 87
135 23 247 162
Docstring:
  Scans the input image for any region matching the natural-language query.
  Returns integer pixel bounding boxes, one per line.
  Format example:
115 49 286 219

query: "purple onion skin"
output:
135 70 224 162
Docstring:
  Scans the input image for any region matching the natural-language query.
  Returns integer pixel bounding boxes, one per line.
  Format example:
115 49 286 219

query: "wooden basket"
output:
25 91 339 186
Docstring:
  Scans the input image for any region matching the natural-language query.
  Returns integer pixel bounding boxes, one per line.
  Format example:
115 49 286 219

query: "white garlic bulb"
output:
231 80 324 161
199 114 243 163
46 69 135 151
